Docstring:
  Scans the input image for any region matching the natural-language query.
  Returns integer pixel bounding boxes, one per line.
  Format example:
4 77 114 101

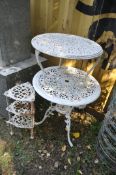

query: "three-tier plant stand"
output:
4 82 35 139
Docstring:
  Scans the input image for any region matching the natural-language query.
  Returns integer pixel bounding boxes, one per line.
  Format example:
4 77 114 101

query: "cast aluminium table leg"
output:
83 57 101 87
87 57 101 75
34 104 56 125
35 103 73 147
65 113 73 147
35 49 44 71
55 104 73 147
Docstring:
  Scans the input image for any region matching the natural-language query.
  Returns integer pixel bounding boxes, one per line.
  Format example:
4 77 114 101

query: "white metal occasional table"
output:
31 33 103 147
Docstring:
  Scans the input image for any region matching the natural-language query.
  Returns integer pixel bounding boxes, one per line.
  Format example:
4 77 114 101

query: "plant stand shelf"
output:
4 82 35 139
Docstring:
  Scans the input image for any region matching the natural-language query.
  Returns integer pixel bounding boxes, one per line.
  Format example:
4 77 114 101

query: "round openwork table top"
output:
33 66 101 107
31 33 103 60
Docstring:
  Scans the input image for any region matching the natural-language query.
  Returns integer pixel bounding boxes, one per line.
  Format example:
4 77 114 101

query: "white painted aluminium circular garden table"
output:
33 66 101 147
31 33 103 60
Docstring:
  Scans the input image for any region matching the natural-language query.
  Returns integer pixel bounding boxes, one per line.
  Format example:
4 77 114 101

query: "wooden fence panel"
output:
30 0 116 112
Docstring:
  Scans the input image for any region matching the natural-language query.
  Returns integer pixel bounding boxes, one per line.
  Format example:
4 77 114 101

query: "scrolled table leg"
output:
84 56 102 87
35 104 55 125
35 49 44 71
65 114 73 147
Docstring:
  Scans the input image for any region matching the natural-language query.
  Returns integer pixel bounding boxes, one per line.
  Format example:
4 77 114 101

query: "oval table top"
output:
33 66 101 107
31 33 103 60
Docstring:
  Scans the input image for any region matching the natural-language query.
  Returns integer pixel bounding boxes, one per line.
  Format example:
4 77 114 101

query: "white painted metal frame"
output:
4 82 35 139
31 33 102 147
33 66 101 147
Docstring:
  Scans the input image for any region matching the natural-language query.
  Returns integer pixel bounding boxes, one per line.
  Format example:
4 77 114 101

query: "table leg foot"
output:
10 130 14 136
30 128 34 139
9 124 14 136
65 114 73 147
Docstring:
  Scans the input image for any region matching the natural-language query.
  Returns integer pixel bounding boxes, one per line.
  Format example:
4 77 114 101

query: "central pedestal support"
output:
35 103 73 147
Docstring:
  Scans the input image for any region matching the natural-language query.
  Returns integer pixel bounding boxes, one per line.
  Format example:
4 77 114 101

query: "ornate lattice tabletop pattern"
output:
33 66 101 106
31 33 103 59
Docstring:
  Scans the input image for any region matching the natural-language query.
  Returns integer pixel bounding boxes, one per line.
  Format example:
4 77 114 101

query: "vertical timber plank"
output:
39 0 49 33
48 0 54 31
58 0 78 33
